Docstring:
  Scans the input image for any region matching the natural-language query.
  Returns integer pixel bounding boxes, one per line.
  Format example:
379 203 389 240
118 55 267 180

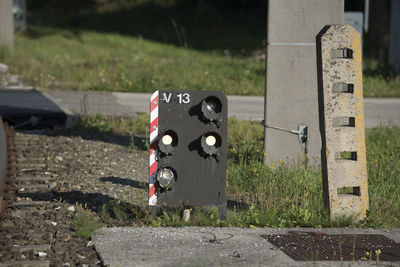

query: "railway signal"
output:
149 90 227 218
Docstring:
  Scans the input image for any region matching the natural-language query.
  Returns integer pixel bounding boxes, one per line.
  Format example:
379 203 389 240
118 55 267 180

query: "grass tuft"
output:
74 209 103 239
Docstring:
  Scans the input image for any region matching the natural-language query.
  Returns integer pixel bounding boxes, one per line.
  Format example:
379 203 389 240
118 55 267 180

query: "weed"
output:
155 210 186 227
74 209 103 239
330 215 358 227
170 19 188 48
129 134 137 151
375 249 381 265
0 46 11 61
100 200 149 226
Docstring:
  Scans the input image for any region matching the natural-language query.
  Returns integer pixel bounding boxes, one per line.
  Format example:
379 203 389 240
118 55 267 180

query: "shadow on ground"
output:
15 127 148 151
99 176 148 189
18 190 149 223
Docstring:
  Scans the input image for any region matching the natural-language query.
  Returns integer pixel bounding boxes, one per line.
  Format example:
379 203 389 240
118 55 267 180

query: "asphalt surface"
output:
41 90 400 127
92 227 400 267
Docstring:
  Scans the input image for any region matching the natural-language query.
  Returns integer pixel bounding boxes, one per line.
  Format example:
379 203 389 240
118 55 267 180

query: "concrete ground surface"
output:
92 227 400 267
0 88 397 126
41 90 400 127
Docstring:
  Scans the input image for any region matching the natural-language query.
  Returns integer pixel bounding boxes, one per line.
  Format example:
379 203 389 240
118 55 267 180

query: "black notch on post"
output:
332 83 354 93
337 186 361 196
331 48 353 59
332 117 355 127
335 151 357 161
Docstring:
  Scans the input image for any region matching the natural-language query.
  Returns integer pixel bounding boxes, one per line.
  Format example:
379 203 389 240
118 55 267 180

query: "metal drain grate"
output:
263 232 400 261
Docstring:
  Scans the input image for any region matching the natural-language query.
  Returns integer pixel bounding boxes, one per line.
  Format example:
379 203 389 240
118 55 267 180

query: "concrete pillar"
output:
264 0 344 167
317 24 369 220
0 0 14 49
389 0 400 74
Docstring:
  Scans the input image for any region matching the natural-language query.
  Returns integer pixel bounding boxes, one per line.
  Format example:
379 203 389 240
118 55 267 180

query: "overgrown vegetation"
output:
76 113 149 136
99 200 149 226
74 208 103 239
27 0 266 53
363 58 400 97
1 1 399 97
2 27 264 95
75 115 400 229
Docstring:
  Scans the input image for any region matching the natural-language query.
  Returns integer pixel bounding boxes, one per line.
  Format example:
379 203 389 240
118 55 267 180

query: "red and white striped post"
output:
149 91 159 206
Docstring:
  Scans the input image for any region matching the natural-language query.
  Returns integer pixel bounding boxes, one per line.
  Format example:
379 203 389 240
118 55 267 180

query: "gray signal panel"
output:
155 90 227 207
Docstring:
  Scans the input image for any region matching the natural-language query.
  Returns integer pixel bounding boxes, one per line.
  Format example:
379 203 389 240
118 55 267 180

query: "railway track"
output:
0 120 100 266
0 119 16 214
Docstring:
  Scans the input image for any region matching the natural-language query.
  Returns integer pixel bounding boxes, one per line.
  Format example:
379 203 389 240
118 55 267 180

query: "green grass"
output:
75 115 400 228
363 59 400 97
1 8 399 97
27 1 266 54
227 121 400 228
364 126 400 227
1 26 265 95
75 113 149 137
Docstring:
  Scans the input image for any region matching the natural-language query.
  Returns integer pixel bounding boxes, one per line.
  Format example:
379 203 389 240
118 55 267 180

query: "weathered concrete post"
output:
0 0 14 49
264 0 344 167
317 24 369 220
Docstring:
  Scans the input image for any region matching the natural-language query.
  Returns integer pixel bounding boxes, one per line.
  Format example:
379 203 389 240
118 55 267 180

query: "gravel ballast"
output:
0 129 147 266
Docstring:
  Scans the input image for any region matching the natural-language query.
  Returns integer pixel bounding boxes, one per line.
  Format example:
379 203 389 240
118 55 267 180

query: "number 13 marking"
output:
177 93 190 104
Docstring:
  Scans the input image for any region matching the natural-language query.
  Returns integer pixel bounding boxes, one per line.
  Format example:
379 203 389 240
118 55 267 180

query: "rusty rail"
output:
0 117 7 211
0 117 16 213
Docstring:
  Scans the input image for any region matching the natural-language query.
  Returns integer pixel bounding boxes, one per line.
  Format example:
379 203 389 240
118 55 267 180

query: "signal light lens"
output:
205 135 217 146
162 134 173 145
201 132 221 156
159 130 178 155
201 96 222 121
157 167 176 189
206 101 217 112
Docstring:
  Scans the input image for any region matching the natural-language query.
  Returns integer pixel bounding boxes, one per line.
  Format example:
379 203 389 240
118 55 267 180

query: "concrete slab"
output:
43 90 400 127
363 98 400 128
92 227 400 267
1 88 397 127
44 90 135 117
